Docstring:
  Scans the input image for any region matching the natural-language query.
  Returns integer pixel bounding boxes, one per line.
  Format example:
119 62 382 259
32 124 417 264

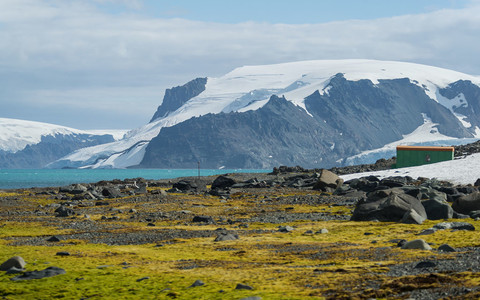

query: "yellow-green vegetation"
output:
1 186 480 299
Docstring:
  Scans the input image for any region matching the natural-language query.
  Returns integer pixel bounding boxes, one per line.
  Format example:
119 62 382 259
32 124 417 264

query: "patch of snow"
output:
344 114 466 166
341 153 480 185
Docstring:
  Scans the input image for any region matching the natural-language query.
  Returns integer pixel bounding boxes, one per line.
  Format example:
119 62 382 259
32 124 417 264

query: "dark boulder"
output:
351 193 427 223
171 180 198 192
452 192 480 215
101 187 123 198
55 206 75 217
211 175 236 190
0 256 26 271
422 199 453 220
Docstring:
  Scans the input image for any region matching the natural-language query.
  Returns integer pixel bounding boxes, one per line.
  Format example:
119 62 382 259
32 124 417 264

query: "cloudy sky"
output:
1 0 479 129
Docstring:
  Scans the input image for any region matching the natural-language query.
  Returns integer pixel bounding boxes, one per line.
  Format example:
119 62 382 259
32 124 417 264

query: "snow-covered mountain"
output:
0 118 127 168
50 59 480 169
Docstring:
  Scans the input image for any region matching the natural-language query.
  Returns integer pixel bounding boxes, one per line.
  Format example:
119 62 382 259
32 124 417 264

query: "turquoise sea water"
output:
0 169 268 190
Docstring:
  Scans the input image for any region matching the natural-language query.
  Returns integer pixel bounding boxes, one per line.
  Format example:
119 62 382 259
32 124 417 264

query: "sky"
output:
1 0 479 130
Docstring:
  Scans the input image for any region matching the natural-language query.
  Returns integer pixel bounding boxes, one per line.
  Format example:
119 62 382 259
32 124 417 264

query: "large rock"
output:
211 175 236 190
401 239 432 250
0 256 26 271
351 193 427 223
422 199 454 220
453 192 480 214
312 170 343 191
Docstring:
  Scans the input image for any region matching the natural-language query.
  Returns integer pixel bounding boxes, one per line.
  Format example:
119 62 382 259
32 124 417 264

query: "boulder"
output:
401 239 432 250
312 170 343 191
171 180 198 192
433 221 475 231
421 199 453 220
401 209 426 224
54 206 75 217
214 232 239 242
211 175 236 190
351 193 427 222
101 187 123 198
453 192 480 214
0 256 26 271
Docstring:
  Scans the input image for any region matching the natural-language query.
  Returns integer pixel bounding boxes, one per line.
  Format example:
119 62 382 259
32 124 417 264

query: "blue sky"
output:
0 0 479 129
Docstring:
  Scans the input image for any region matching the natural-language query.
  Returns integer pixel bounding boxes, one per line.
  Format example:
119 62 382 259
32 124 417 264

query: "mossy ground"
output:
1 186 480 299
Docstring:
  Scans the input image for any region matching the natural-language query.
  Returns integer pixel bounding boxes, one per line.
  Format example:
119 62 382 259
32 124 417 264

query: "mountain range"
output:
3 59 480 169
0 118 126 168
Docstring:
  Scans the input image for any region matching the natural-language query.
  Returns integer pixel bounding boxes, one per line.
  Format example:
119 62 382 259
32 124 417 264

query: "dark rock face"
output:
0 133 115 169
139 75 473 169
439 80 480 136
140 95 336 169
150 77 208 122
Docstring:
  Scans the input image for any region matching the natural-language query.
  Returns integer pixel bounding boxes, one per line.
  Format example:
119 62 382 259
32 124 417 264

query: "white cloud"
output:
1 0 480 129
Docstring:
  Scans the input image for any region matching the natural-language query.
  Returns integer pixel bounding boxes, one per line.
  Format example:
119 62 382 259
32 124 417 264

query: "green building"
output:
396 145 454 168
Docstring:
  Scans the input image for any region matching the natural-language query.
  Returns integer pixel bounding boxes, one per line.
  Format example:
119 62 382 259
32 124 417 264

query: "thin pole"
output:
197 161 200 179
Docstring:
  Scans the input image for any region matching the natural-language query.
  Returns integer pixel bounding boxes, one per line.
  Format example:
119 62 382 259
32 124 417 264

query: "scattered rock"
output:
47 236 61 242
433 222 475 231
401 239 432 250
55 206 75 217
192 216 215 224
0 256 26 271
56 251 70 256
401 208 426 224
189 279 205 287
278 225 294 232
422 199 453 220
312 169 343 191
136 276 150 282
453 192 480 215
235 283 254 290
10 266 66 281
211 175 236 190
214 232 239 242
438 244 456 252
352 193 427 223
316 228 329 234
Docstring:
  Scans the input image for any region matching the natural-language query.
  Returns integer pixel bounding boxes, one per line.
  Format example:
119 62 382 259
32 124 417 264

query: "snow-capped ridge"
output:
51 59 480 169
0 117 128 153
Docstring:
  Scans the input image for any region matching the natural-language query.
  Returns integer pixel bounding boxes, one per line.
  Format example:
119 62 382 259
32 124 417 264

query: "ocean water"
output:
0 169 268 190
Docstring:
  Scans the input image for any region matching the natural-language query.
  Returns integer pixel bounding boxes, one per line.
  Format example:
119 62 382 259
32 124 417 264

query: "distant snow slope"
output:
0 118 127 153
341 153 480 185
52 59 480 169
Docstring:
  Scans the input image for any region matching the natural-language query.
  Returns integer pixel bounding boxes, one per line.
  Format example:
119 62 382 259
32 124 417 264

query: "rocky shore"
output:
2 161 480 299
